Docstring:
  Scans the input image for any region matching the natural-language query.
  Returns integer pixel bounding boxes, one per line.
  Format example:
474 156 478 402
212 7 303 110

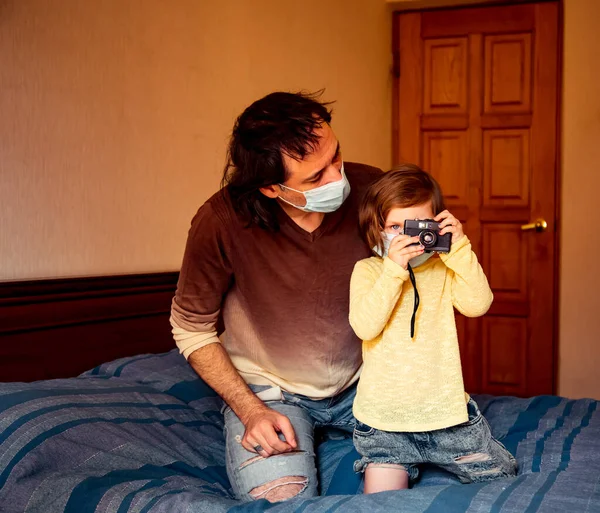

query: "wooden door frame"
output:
391 0 563 395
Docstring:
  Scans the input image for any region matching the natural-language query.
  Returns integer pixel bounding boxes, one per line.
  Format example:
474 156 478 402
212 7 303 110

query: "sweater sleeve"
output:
439 236 493 317
170 201 233 359
349 257 409 341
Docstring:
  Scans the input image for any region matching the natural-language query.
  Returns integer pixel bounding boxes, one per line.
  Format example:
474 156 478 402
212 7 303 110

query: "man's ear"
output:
259 185 280 199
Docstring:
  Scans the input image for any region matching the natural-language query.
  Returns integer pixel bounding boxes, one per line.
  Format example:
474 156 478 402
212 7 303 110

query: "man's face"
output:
276 124 343 208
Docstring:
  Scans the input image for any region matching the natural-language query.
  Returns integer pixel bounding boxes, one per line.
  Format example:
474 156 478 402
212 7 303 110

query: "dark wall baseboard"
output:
0 272 179 382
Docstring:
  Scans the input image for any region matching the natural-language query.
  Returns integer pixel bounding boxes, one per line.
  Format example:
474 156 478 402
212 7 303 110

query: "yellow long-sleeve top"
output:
349 236 493 432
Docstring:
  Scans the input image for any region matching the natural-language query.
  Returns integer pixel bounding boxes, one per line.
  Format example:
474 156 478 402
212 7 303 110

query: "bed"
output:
1 274 599 512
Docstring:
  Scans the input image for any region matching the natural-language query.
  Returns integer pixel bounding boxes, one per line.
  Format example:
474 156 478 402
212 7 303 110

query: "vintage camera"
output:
403 219 452 253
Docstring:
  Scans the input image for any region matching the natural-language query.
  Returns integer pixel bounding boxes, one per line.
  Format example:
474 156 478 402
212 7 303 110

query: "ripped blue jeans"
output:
223 383 357 501
353 398 518 484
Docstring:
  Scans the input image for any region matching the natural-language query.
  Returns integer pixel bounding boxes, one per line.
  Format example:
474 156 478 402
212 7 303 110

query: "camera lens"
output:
420 230 437 248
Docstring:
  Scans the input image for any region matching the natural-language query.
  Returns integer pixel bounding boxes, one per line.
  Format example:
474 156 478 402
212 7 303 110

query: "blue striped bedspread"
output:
0 350 598 512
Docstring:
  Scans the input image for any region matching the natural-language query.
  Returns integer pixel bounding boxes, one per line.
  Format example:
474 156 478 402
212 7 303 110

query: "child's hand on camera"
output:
435 210 464 243
388 234 424 270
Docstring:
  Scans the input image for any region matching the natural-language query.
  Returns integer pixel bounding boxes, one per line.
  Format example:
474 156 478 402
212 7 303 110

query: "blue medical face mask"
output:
373 232 398 258
374 232 433 268
278 163 351 213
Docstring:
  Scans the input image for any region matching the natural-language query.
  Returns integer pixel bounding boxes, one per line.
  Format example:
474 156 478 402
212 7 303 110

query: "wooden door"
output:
394 2 560 396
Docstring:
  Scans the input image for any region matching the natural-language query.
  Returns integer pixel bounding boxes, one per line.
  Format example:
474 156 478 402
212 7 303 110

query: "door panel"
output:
394 2 559 396
484 33 532 114
482 316 528 396
421 131 469 207
482 223 529 304
483 129 530 207
423 38 468 115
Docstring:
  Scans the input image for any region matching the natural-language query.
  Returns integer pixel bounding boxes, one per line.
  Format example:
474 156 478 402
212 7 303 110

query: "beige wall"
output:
0 0 391 280
558 0 600 399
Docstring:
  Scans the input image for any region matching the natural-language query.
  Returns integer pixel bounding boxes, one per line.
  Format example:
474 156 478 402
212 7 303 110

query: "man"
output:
171 91 381 502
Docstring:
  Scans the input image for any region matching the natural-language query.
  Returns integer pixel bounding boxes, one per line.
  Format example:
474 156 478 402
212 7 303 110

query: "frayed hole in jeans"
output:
239 455 262 469
366 463 407 470
239 450 305 470
470 467 503 478
455 452 491 463
249 476 308 502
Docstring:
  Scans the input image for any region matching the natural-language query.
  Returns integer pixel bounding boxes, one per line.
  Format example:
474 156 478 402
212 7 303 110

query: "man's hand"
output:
435 210 465 243
388 234 424 270
241 405 298 457
188 344 297 458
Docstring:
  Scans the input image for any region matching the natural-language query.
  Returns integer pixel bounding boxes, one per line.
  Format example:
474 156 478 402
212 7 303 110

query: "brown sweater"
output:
171 162 382 398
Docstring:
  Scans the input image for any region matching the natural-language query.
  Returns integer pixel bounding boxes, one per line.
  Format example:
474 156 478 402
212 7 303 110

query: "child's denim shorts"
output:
353 398 518 484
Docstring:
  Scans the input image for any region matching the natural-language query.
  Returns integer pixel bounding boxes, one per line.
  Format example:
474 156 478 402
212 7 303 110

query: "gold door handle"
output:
521 219 548 232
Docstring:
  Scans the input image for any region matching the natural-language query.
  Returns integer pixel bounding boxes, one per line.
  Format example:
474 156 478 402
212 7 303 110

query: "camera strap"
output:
407 263 420 339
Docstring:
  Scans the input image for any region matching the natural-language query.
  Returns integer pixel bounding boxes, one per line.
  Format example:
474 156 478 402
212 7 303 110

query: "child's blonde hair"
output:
359 164 446 255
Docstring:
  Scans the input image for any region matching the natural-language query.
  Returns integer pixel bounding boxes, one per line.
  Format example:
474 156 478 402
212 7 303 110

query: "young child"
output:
350 165 518 493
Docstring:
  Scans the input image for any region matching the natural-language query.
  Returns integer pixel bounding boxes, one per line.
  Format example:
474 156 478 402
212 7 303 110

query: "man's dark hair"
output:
222 91 333 230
